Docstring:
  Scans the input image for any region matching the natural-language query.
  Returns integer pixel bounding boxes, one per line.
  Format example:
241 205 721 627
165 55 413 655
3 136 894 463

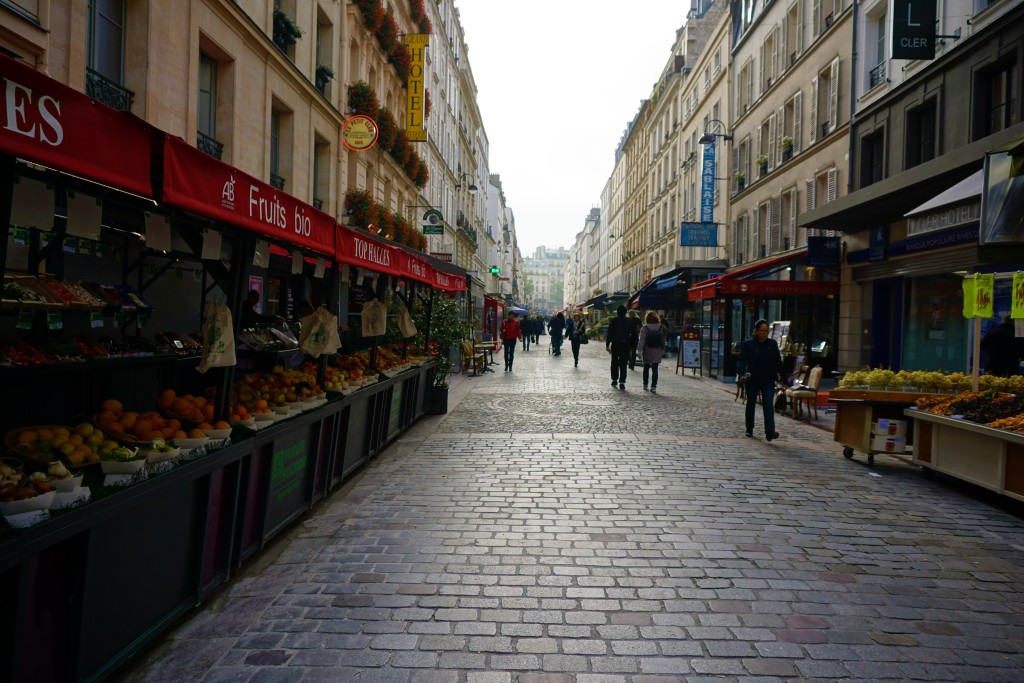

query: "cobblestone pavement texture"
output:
119 346 1024 682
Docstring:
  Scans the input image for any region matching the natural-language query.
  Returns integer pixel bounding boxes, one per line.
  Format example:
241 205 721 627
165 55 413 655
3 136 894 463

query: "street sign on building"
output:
680 221 718 247
892 0 936 60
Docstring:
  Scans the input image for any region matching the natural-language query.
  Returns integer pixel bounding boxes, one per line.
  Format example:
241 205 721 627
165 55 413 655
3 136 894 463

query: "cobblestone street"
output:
121 345 1024 682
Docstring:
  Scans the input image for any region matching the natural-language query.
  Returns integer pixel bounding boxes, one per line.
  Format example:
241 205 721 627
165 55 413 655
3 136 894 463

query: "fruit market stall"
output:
829 369 971 466
0 55 465 682
906 383 1024 502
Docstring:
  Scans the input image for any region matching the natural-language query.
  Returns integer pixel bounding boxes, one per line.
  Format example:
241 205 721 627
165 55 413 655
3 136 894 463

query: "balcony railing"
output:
869 61 887 88
196 131 224 160
313 197 323 210
85 68 134 111
269 173 285 190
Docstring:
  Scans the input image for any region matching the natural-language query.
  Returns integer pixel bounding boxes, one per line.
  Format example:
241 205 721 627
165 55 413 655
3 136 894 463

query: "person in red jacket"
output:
500 311 523 371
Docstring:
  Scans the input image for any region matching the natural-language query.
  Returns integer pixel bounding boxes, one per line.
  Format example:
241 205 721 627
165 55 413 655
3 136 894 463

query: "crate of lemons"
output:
840 369 1024 394
9 423 123 468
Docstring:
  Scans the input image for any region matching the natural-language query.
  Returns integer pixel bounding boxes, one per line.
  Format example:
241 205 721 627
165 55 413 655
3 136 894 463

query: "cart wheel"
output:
867 453 875 467
843 447 854 459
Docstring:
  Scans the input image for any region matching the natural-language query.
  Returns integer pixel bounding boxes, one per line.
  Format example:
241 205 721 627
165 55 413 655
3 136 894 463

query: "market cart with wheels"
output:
829 389 937 466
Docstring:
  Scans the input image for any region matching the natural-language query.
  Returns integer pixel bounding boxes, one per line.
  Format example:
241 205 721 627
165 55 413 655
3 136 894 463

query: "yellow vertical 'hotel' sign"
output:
404 34 429 142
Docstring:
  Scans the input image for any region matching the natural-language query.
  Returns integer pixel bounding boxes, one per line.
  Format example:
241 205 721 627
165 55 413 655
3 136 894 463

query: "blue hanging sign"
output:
680 221 719 247
700 142 716 223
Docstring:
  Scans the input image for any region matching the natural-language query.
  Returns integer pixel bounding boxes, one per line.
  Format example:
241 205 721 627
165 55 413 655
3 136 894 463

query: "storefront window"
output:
902 275 968 371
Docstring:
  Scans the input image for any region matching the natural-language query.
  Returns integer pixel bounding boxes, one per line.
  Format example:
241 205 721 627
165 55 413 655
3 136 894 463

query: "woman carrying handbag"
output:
567 312 588 367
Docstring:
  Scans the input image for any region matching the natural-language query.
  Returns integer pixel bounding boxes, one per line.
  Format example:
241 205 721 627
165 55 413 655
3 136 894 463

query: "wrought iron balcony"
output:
196 131 224 160
270 173 286 190
869 61 887 88
313 197 323 210
86 68 134 111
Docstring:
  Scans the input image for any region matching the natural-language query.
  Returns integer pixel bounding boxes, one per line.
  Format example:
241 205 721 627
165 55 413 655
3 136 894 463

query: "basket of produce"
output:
5 424 102 469
99 446 145 473
0 484 55 516
25 461 83 492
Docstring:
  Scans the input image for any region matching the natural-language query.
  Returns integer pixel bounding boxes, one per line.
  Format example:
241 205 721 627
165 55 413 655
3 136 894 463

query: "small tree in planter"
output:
413 294 469 414
734 171 746 190
756 154 769 175
273 9 302 53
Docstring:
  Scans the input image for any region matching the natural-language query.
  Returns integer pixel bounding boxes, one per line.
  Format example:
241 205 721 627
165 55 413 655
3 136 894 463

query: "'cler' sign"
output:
892 0 936 60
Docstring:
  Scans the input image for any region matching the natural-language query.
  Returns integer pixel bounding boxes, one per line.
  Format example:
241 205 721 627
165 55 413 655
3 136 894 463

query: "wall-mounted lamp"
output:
456 172 478 194
697 119 734 145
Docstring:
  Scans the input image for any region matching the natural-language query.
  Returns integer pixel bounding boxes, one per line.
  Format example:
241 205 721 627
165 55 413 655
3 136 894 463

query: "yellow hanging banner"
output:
975 273 994 318
403 34 429 142
962 278 975 318
1013 273 1024 319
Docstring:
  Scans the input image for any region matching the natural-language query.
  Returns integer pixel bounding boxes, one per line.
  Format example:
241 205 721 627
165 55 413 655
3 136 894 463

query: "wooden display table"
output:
908 409 1024 503
829 389 943 466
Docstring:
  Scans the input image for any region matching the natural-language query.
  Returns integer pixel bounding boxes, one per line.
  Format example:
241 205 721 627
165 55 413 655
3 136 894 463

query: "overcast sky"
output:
454 1 688 258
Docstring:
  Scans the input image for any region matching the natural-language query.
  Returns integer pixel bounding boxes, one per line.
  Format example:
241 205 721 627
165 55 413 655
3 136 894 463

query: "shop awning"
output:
904 169 984 217
688 249 838 300
583 292 609 308
0 54 154 197
161 135 335 255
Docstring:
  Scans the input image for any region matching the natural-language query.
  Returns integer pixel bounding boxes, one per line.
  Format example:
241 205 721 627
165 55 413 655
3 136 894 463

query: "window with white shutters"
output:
768 113 777 168
771 196 783 253
805 179 816 211
812 0 821 38
793 91 802 152
828 57 840 132
827 167 838 202
809 77 818 143
752 209 760 260
742 215 750 263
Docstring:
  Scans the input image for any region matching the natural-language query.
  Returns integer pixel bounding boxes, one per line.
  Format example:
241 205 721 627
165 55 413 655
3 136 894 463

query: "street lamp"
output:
698 119 733 145
456 172 478 193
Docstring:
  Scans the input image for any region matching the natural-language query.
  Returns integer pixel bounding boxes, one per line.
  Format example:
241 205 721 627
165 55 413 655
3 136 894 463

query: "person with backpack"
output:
637 310 667 393
605 305 633 388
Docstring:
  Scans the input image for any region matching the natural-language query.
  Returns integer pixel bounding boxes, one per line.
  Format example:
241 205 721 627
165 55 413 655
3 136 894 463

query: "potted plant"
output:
413 294 469 414
734 171 746 190
756 154 769 174
779 136 793 160
315 64 334 93
272 9 302 53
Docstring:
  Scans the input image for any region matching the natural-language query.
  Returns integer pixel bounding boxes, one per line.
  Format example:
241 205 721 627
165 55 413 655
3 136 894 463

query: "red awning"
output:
161 135 335 256
0 54 153 197
688 250 836 300
335 223 465 291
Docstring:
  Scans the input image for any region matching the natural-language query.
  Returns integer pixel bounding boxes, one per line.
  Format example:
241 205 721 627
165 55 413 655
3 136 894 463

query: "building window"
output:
868 12 887 89
197 53 223 160
785 1 801 66
906 100 936 169
976 62 1019 138
860 130 884 187
270 108 284 190
86 0 133 110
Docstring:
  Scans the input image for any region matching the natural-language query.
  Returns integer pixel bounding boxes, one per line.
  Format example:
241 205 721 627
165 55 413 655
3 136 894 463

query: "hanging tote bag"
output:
198 301 237 374
361 299 388 337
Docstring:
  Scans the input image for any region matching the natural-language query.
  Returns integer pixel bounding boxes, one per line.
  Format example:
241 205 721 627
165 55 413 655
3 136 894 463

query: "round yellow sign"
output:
342 115 378 152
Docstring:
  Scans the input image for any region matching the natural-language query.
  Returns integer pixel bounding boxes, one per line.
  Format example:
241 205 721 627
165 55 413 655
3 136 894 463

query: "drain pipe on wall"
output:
847 0 859 194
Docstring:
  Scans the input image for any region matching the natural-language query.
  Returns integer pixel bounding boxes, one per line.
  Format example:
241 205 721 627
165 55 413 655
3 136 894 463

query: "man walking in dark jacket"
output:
606 305 633 389
736 319 782 440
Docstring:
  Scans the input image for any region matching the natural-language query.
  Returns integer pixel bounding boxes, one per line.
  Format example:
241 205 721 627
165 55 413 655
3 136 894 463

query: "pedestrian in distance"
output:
736 318 782 440
981 316 1024 377
533 315 543 344
606 305 633 389
566 312 587 367
549 312 566 356
627 309 642 370
522 314 532 352
637 310 667 393
499 311 523 371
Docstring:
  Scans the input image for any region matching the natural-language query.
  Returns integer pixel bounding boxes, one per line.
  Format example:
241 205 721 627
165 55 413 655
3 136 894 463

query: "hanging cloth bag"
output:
398 307 417 338
361 298 388 337
198 301 237 374
300 308 342 358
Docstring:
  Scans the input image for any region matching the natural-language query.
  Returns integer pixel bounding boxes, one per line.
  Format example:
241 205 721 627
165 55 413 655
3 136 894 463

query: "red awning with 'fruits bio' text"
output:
0 54 153 197
161 135 334 256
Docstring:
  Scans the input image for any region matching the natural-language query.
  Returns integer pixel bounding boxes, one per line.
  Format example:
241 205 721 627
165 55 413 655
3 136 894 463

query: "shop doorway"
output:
870 277 903 370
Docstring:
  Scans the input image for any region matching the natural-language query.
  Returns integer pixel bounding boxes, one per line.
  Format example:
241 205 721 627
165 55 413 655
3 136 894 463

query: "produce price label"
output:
15 309 34 330
62 236 77 254
11 227 29 245
89 311 104 328
77 240 94 256
41 231 55 247
46 311 62 330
